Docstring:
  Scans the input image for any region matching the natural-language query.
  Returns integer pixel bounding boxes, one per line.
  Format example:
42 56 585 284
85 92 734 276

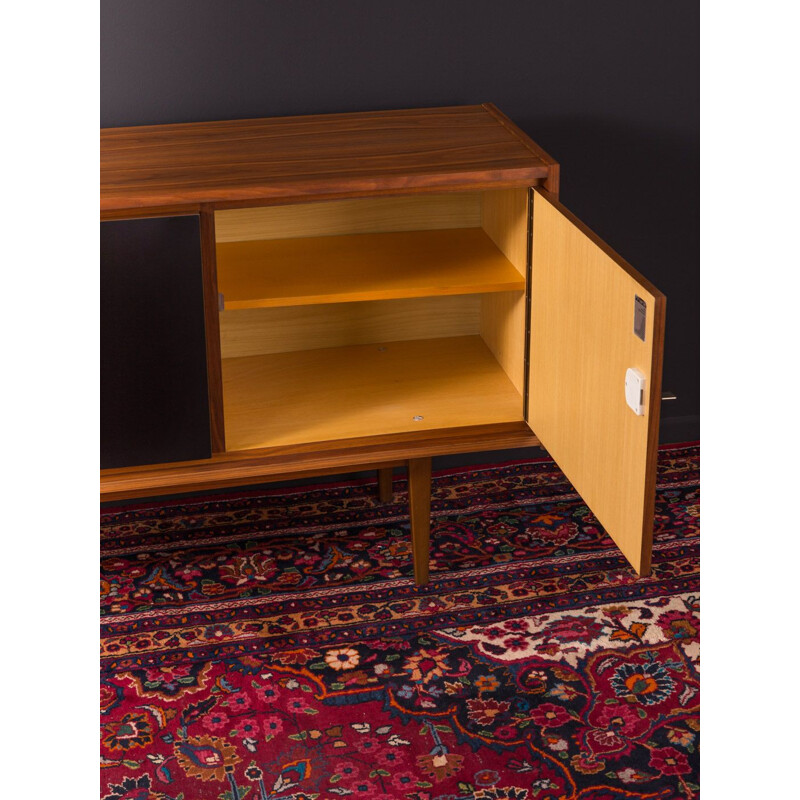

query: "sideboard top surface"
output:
100 104 555 214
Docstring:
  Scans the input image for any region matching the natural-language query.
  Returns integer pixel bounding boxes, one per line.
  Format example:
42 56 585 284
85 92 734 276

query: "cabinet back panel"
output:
220 295 481 358
215 193 481 242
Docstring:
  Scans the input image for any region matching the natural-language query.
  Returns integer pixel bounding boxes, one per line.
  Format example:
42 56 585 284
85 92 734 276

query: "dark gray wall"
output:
101 0 698 443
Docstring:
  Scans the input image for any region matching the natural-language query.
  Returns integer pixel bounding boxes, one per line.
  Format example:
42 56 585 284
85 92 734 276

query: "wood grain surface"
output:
378 467 394 503
483 104 560 197
216 228 524 309
527 189 665 575
101 105 553 213
100 422 541 501
222 335 524 451
408 457 432 585
480 189 529 394
99 104 568 507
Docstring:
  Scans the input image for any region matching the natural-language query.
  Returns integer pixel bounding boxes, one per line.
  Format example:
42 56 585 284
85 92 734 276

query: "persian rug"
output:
100 443 699 800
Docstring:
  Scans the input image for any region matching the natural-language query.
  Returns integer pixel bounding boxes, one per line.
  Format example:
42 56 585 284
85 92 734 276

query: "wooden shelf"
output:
222 335 524 451
216 228 525 310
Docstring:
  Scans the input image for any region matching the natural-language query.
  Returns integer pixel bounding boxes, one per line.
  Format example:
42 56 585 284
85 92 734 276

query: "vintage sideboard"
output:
100 104 665 585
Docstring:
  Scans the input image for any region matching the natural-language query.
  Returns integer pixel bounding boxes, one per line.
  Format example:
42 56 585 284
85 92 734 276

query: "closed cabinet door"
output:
101 216 211 469
527 188 666 575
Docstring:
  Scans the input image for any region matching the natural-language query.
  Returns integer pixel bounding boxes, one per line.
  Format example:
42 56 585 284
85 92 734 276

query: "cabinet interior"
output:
215 189 529 452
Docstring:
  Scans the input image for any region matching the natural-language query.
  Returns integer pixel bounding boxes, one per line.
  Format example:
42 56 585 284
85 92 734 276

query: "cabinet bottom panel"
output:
222 335 524 451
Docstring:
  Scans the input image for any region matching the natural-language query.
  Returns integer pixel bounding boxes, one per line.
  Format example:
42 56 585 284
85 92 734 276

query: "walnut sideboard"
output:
100 104 665 585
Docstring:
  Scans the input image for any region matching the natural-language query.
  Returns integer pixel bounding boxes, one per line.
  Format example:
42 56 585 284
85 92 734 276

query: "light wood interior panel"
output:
215 193 481 242
216 190 530 452
480 189 528 276
528 189 665 574
216 228 524 309
480 189 529 393
220 295 481 358
480 292 527 395
223 335 524 451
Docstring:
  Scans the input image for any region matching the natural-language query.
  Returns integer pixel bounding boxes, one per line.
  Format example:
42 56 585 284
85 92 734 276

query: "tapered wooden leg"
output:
407 457 432 586
378 467 394 503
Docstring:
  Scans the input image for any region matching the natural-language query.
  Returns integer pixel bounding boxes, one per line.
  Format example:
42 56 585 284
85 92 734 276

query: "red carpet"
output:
101 444 699 799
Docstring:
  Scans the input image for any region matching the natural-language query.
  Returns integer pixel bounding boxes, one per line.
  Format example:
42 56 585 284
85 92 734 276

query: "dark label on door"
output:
634 296 647 341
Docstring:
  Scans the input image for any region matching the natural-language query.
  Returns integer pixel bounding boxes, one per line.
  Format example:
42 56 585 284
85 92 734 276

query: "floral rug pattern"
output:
101 444 699 799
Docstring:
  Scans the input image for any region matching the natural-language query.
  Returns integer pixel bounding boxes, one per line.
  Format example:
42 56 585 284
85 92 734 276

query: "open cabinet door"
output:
528 188 666 575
